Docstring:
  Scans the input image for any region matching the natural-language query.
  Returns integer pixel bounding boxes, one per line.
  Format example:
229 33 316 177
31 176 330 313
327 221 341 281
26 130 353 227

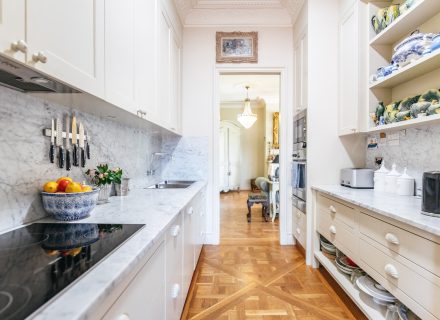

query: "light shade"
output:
237 87 257 128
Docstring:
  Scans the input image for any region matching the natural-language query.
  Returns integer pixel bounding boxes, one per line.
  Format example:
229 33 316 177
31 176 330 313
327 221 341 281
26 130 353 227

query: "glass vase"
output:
115 178 130 196
97 184 111 204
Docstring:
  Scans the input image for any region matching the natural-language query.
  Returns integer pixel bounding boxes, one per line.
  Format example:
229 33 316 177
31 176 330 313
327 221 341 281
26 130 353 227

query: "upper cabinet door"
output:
105 0 136 112
25 0 105 97
0 0 25 62
134 0 158 122
169 32 181 132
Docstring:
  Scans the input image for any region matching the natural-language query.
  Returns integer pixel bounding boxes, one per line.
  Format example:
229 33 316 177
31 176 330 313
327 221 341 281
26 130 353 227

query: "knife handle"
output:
66 149 71 171
86 142 90 160
49 144 55 163
58 147 64 169
81 148 86 168
73 144 78 166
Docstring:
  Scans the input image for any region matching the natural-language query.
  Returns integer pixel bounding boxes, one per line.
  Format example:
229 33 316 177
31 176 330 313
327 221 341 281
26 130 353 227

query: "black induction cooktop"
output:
0 223 144 320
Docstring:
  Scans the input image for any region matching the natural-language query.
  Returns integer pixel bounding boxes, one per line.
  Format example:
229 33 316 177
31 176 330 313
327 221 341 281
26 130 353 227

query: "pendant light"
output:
237 86 257 129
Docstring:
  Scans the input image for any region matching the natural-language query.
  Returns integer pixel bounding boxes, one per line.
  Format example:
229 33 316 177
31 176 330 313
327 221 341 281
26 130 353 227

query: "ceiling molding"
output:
173 0 305 27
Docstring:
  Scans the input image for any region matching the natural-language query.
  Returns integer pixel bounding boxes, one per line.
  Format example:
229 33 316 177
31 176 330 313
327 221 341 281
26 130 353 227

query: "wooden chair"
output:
247 177 270 222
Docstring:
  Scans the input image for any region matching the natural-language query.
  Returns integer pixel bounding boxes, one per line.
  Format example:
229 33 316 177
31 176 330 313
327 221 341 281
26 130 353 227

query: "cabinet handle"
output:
171 283 180 299
11 40 28 53
296 212 301 219
384 264 399 279
187 206 194 215
171 225 180 237
385 233 400 245
329 205 336 214
329 225 337 234
296 227 301 235
115 314 130 320
32 51 47 63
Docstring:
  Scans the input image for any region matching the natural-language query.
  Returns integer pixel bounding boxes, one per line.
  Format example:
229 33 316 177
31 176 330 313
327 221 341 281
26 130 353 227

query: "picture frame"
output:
216 31 258 63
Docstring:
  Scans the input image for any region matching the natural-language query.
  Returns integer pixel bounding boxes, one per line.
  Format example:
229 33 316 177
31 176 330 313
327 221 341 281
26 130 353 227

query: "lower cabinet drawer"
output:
360 238 440 319
102 241 166 320
293 208 306 248
360 211 440 278
317 194 356 229
317 209 358 258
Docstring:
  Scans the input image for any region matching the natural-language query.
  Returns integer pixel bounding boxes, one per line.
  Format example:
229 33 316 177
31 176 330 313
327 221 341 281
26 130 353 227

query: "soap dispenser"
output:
396 168 415 196
385 163 400 194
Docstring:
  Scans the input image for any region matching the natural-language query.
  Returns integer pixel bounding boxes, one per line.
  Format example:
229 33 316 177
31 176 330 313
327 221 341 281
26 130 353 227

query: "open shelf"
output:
369 0 440 46
368 113 440 133
315 251 387 320
369 50 440 89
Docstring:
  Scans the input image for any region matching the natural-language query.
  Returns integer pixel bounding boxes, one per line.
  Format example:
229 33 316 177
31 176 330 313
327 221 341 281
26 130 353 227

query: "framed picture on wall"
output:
216 31 258 63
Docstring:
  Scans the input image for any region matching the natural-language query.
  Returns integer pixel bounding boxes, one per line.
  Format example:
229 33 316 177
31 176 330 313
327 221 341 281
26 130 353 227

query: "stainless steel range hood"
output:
0 54 80 93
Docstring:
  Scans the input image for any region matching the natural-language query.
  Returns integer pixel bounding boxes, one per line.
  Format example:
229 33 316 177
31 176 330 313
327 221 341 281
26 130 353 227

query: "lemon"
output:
65 182 82 193
43 181 58 193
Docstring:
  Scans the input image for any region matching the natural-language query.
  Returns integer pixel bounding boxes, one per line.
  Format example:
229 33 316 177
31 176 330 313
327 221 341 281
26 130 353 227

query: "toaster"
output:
340 168 374 189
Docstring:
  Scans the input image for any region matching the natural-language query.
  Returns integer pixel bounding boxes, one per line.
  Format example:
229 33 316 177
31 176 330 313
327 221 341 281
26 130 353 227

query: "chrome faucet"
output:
146 152 172 176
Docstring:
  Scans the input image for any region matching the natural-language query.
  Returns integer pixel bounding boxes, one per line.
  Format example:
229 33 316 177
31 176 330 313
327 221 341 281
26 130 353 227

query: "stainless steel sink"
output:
146 180 195 189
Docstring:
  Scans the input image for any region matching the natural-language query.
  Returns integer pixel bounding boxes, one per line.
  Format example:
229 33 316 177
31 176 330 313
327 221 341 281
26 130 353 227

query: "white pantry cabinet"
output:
294 30 308 114
0 0 25 62
26 0 105 97
102 241 166 320
338 0 367 136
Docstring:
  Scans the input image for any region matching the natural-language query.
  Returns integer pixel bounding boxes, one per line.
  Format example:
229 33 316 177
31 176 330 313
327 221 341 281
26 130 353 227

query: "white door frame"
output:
212 66 294 245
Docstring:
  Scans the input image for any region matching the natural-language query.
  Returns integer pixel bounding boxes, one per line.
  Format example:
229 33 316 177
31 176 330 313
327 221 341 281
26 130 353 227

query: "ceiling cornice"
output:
173 0 305 27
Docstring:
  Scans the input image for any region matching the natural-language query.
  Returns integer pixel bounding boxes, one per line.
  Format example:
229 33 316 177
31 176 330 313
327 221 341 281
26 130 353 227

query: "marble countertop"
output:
31 181 207 320
312 185 440 237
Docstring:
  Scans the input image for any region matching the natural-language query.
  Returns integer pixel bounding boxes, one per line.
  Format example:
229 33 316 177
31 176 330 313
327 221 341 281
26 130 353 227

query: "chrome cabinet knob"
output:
32 51 47 63
11 40 28 53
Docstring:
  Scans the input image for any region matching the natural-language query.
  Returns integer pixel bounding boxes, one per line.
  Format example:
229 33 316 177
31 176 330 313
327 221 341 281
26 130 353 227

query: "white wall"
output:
221 106 266 190
182 26 294 244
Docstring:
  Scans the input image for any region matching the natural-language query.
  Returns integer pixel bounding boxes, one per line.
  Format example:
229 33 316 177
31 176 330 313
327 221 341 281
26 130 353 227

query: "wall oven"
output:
292 110 307 213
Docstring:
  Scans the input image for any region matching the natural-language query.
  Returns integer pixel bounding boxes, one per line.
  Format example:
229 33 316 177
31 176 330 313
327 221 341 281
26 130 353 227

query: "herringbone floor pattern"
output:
181 192 360 320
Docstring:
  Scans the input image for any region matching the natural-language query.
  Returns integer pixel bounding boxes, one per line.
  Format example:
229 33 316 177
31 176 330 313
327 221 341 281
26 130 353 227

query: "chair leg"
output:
247 200 252 223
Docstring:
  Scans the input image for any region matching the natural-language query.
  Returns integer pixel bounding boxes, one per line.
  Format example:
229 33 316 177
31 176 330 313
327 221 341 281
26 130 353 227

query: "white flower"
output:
98 173 104 179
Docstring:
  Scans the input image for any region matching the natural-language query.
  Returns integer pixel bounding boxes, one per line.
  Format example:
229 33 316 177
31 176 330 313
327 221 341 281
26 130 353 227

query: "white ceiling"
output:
219 74 280 109
173 0 305 26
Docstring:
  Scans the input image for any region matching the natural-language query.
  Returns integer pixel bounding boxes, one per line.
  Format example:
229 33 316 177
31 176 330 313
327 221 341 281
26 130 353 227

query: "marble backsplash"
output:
0 86 181 232
366 125 440 190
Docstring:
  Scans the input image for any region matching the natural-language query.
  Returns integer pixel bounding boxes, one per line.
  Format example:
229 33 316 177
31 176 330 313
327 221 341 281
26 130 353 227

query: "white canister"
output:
396 168 415 196
385 164 400 194
374 162 389 192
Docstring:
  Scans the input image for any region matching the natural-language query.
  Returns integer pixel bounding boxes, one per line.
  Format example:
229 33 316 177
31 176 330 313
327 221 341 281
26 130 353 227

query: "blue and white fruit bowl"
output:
41 189 99 221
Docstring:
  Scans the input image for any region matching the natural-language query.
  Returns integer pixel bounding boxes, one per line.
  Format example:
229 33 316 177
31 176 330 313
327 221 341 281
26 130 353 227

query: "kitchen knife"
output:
65 114 71 171
85 130 90 160
72 115 78 167
56 118 64 169
79 122 86 168
49 118 55 163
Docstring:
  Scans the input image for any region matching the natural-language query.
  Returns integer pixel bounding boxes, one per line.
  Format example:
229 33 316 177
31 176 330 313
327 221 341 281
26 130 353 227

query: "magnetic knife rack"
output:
42 128 89 141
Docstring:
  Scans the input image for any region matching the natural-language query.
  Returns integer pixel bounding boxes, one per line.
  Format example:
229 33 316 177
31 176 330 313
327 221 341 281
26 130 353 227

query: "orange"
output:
56 176 73 183
81 185 93 192
65 182 82 193
43 181 58 193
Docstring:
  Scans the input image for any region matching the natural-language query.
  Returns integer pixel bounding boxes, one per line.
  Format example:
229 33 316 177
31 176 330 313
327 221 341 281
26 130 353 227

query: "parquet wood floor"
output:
181 191 364 320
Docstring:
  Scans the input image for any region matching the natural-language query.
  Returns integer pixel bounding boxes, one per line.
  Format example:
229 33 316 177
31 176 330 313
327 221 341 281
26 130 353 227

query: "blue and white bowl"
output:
41 188 99 221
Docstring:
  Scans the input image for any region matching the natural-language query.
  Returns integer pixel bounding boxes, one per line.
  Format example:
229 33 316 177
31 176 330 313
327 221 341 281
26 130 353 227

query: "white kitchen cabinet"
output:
102 241 166 320
294 30 308 114
158 2 182 133
166 213 184 320
104 0 136 112
183 204 195 298
25 0 105 97
338 0 366 136
0 0 26 62
134 0 158 122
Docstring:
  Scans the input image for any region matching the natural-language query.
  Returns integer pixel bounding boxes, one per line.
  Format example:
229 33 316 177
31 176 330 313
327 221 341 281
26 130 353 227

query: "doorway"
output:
216 73 285 243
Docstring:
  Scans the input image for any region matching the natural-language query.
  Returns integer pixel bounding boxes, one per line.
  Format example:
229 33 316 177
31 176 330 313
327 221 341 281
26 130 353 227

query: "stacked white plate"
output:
320 236 336 257
335 256 362 275
356 276 397 306
398 303 420 320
